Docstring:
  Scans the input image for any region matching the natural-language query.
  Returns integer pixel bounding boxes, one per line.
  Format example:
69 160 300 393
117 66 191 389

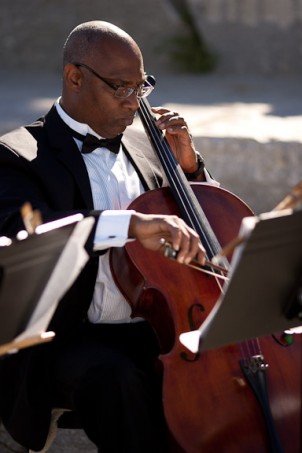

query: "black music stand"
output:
180 208 302 353
0 214 94 355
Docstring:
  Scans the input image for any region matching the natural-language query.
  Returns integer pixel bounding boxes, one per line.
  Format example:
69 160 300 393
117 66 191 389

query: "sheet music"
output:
12 216 94 344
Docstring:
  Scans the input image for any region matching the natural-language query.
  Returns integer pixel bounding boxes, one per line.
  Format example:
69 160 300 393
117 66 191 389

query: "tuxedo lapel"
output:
43 106 94 208
122 126 163 191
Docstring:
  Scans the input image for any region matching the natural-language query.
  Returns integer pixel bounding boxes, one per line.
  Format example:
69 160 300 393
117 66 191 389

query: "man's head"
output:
61 21 150 138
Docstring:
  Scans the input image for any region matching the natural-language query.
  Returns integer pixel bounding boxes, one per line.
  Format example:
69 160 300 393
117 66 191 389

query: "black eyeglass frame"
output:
73 62 154 99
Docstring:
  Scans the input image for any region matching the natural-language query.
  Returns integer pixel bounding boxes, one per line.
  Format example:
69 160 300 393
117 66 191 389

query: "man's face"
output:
75 42 145 138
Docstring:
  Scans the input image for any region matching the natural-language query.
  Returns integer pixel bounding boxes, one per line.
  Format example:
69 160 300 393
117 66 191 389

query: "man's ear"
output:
64 63 82 92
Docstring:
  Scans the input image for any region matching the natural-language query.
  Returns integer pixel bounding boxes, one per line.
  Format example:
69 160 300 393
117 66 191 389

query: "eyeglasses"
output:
73 62 154 99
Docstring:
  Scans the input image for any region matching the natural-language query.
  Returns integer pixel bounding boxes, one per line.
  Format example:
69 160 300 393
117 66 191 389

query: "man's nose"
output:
123 92 140 110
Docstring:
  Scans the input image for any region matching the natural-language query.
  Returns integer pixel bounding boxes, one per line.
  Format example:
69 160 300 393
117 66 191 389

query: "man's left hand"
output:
152 106 199 175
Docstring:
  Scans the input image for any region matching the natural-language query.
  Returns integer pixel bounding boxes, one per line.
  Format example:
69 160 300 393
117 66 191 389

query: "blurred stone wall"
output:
1 0 302 74
190 0 302 74
0 0 181 74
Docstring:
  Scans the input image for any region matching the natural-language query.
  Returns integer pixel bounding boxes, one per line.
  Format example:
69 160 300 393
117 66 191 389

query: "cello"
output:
110 94 301 452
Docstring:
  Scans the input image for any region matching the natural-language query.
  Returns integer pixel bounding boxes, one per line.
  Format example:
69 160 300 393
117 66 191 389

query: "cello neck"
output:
138 98 221 259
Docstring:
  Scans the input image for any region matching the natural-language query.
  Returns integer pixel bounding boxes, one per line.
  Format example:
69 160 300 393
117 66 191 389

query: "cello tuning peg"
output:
147 75 156 87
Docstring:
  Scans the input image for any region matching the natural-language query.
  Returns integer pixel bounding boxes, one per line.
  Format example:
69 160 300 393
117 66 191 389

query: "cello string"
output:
139 102 202 228
138 102 200 222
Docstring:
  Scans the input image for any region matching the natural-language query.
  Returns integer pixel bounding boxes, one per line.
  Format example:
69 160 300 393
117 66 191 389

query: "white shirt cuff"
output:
93 210 135 250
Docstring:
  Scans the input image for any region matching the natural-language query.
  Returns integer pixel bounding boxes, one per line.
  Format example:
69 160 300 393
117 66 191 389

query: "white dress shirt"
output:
56 99 144 322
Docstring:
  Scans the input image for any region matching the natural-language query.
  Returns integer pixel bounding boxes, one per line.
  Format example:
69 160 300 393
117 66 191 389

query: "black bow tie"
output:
68 126 122 154
81 133 122 154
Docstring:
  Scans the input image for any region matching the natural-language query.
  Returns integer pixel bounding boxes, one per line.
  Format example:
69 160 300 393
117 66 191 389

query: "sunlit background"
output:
0 1 302 452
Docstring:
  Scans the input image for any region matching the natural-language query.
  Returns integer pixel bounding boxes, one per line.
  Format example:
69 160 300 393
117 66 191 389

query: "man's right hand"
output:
128 212 206 266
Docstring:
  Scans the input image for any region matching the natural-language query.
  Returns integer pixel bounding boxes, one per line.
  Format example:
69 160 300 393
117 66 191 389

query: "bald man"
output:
0 21 213 452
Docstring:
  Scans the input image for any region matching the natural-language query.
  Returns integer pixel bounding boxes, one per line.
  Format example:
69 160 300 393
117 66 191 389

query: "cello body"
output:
110 184 301 453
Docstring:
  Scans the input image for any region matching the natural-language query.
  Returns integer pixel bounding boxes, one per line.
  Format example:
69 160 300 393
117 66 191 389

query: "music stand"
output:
0 214 94 355
180 208 302 353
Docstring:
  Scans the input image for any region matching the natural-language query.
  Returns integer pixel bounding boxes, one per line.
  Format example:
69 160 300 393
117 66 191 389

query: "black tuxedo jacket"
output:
0 105 163 450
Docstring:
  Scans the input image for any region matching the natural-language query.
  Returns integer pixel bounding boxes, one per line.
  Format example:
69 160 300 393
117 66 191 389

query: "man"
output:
0 21 215 452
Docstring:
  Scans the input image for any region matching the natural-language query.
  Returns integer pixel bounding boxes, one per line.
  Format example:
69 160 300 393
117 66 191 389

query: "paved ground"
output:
0 71 301 142
0 70 301 214
0 70 301 452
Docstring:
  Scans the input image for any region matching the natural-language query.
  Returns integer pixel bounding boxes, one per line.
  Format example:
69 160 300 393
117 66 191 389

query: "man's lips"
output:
124 116 135 126
110 114 136 134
